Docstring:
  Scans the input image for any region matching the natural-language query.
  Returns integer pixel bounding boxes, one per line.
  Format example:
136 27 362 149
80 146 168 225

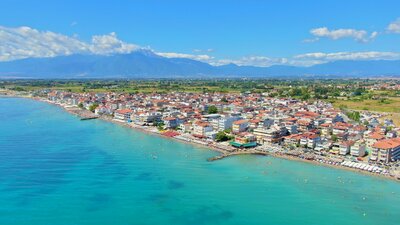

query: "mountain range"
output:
0 50 399 78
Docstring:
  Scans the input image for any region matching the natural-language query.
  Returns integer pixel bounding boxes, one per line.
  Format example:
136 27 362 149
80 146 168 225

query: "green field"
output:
331 98 400 126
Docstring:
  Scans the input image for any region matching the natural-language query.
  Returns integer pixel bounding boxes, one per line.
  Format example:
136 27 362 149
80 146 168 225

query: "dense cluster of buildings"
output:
45 90 400 165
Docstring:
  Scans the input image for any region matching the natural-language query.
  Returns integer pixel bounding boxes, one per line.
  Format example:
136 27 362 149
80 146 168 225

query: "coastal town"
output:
4 85 400 180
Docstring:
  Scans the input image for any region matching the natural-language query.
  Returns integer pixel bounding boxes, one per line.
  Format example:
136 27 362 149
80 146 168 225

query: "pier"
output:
65 108 99 120
207 150 269 162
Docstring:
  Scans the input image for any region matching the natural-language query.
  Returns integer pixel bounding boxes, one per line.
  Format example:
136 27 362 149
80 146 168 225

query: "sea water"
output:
0 97 399 225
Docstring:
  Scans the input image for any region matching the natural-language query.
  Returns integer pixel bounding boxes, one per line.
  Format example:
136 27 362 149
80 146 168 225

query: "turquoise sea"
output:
0 97 400 225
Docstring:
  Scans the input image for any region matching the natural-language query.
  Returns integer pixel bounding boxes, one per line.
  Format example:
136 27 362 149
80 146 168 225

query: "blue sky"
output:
1 0 400 66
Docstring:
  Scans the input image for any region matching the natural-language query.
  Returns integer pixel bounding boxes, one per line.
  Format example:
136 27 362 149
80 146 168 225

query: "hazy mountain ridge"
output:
0 51 399 78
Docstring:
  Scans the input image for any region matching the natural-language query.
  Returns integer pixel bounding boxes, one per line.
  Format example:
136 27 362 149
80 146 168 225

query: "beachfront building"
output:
314 141 332 152
253 127 282 144
330 142 340 154
339 140 355 156
114 109 133 122
350 142 366 157
132 112 162 125
163 117 178 129
230 132 257 148
284 134 302 147
300 132 320 149
95 105 112 115
232 119 249 133
179 122 192 133
193 121 213 138
370 138 400 163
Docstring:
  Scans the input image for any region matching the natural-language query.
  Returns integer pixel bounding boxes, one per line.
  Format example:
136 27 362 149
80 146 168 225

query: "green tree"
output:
224 128 232 134
331 134 338 142
78 103 84 109
12 87 26 92
339 104 348 110
157 122 165 131
215 131 232 142
301 93 310 101
207 105 218 114
346 111 360 122
89 103 99 112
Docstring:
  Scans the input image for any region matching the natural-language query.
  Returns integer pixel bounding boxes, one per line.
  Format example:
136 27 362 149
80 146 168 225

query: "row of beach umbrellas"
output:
341 161 387 173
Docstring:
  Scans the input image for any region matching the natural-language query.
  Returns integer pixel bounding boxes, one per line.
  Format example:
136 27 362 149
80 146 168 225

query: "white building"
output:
350 142 366 157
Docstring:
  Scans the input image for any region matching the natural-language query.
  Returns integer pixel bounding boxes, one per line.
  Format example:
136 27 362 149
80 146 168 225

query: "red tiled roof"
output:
297 119 311 126
335 122 352 128
233 119 248 125
302 132 319 139
369 132 385 140
352 125 367 131
115 109 132 114
285 134 302 140
320 123 331 127
372 138 400 149
195 121 210 127
163 117 176 121
294 111 319 118
341 140 355 147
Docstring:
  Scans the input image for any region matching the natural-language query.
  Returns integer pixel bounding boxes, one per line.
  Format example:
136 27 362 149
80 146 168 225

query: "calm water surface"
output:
0 97 399 225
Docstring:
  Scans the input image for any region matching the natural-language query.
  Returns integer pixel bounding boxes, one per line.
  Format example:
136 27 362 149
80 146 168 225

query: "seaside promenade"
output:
2 90 400 181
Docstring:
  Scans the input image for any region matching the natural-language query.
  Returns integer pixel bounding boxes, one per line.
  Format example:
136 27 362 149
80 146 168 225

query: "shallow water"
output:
0 97 399 225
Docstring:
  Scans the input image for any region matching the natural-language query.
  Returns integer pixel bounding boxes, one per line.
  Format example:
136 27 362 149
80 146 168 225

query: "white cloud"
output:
294 51 400 62
387 18 400 33
212 52 400 67
0 25 399 68
156 52 213 61
0 25 215 63
308 27 377 43
0 26 139 61
213 56 288 67
193 48 214 53
303 37 320 43
90 32 138 54
0 26 88 61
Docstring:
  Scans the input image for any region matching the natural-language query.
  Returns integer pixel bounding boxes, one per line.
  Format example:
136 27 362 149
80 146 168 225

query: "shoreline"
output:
2 93 399 182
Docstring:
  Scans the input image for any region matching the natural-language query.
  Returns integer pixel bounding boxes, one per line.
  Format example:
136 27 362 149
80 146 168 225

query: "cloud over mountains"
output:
1 24 400 68
0 26 140 61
